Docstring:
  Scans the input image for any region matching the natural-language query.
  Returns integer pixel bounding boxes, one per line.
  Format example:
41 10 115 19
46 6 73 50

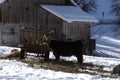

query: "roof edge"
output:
40 5 99 23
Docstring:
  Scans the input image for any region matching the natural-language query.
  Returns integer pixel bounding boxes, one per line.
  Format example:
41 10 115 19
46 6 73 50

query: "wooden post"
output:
19 49 25 59
89 39 96 55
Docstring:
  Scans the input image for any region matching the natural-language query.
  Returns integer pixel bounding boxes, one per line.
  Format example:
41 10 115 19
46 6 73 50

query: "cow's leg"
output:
53 52 60 61
76 54 83 64
44 52 49 62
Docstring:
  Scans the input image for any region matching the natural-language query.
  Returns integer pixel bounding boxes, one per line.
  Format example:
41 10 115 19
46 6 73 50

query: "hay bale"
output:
111 64 120 76
1 49 20 59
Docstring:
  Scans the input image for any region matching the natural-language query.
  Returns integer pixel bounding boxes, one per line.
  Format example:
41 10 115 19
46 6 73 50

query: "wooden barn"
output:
0 0 99 55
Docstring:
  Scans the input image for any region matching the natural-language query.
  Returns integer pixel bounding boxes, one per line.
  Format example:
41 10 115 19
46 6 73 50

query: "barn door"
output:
0 24 20 46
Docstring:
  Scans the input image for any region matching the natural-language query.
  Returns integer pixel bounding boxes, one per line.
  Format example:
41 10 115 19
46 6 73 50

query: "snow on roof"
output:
0 0 5 4
41 5 99 23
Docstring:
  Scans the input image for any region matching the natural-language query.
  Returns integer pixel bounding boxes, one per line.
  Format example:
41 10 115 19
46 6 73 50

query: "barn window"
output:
8 6 11 9
26 7 29 10
65 0 72 5
10 28 15 34
5 0 8 2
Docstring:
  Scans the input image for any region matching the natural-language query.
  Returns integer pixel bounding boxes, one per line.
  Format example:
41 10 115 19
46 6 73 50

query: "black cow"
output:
49 40 83 64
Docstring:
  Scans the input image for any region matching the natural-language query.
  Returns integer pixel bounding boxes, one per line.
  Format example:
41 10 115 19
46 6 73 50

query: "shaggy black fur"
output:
49 40 83 64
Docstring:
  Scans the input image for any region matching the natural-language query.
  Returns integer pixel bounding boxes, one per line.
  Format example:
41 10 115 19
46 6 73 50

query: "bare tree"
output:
111 0 120 18
111 0 120 35
73 0 97 13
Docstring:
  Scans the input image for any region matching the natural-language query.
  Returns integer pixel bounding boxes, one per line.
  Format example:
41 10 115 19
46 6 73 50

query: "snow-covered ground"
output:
0 45 120 80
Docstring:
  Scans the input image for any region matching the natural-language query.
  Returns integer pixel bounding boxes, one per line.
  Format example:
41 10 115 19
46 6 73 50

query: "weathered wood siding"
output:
63 22 90 41
1 0 67 25
0 5 2 22
47 13 63 40
0 24 21 46
33 7 63 40
63 22 91 55
0 0 66 45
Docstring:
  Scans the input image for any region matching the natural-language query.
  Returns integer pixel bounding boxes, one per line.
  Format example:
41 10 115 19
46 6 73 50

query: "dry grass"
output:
0 54 117 78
